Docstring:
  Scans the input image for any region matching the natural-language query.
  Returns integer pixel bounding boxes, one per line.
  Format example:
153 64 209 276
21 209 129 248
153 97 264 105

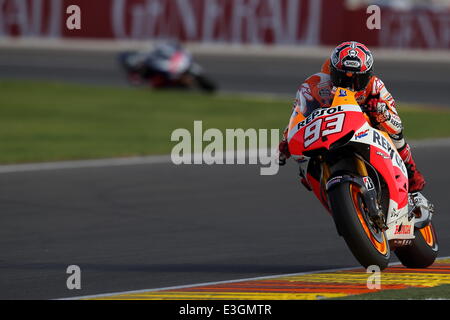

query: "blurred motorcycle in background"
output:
118 42 218 93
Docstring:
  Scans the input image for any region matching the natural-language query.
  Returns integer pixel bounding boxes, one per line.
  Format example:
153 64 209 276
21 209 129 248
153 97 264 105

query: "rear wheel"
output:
328 182 390 270
195 75 217 93
395 222 438 268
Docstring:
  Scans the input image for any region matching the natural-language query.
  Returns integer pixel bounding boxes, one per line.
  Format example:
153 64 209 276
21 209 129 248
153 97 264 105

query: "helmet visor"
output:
331 68 372 91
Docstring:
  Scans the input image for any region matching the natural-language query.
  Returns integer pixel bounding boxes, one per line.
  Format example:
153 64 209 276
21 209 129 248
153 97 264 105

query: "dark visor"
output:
331 69 372 91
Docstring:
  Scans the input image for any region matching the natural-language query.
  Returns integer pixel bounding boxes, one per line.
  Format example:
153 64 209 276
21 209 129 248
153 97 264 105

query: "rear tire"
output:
328 182 390 270
395 223 438 268
195 75 217 93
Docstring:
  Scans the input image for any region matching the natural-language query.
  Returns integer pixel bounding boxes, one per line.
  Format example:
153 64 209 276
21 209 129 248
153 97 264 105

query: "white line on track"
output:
0 149 266 174
58 256 450 300
1 138 449 174
410 137 450 148
0 154 172 174
0 149 273 173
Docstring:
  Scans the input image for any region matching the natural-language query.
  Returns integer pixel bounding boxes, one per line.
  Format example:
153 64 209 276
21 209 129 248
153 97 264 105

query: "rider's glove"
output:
278 139 291 166
366 98 391 124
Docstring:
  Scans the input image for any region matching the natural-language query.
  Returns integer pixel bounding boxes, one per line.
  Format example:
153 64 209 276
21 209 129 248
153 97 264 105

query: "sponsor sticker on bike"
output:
326 176 343 190
376 151 390 159
338 89 347 97
363 176 375 191
394 224 412 235
355 129 369 140
372 131 407 175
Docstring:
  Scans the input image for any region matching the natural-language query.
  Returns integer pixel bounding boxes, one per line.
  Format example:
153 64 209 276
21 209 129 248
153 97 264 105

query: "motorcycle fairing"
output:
151 50 192 77
287 104 365 154
288 87 414 240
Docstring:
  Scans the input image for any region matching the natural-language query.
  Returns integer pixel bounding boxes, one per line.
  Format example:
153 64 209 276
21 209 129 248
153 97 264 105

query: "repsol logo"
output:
298 106 344 130
390 114 402 130
372 131 406 174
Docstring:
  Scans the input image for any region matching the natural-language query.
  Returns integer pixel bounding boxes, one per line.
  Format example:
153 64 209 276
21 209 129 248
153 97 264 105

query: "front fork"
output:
319 155 367 189
321 155 387 231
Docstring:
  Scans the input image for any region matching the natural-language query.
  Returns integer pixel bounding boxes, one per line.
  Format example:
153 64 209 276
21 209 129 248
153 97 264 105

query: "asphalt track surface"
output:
1 48 450 106
0 48 450 299
1 145 449 300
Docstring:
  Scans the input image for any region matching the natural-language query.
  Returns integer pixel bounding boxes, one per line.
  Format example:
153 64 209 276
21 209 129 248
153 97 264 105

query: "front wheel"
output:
328 182 390 270
394 222 438 268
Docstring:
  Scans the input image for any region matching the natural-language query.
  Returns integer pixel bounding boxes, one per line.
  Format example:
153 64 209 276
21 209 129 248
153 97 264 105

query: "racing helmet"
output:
330 41 374 91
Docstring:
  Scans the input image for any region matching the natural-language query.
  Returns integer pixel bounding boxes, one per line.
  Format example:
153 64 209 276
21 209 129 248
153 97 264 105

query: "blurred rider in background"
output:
119 41 216 92
122 41 192 87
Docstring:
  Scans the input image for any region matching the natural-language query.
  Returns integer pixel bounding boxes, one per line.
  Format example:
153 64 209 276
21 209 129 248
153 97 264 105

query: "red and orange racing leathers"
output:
285 59 405 149
281 59 426 192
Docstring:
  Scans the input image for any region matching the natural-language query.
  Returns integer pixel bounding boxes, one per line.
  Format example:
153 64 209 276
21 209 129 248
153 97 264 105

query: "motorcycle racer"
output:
279 41 425 192
118 41 217 92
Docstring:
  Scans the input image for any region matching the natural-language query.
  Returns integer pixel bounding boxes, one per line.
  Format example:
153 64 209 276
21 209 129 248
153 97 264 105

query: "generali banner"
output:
0 0 449 49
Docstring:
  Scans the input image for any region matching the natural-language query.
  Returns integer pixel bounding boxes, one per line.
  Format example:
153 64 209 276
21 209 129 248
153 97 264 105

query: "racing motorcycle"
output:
118 42 217 93
286 87 438 270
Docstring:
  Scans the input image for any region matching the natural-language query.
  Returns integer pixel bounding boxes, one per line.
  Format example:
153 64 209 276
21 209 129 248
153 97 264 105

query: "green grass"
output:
334 284 450 300
1 80 450 164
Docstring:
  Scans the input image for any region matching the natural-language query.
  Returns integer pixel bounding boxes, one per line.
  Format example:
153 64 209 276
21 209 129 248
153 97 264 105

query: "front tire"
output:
394 223 438 268
328 182 390 270
195 75 217 93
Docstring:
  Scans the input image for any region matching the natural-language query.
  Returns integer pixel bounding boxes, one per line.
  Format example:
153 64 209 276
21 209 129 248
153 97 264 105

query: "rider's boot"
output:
398 143 426 193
